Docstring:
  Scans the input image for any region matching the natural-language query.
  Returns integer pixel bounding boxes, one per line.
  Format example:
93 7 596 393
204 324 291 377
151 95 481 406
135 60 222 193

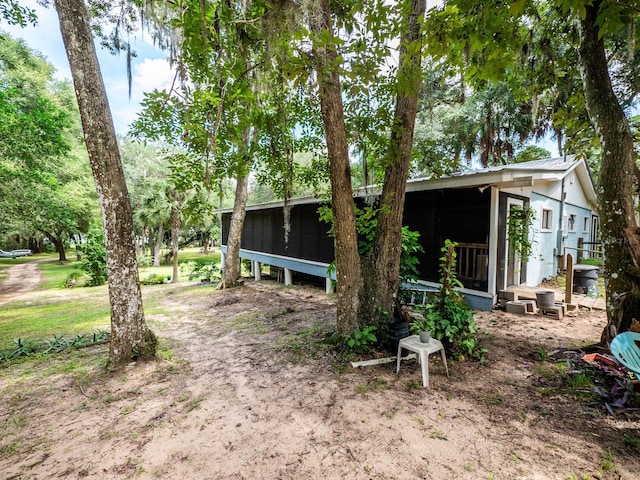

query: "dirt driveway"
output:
1 280 639 479
0 261 42 304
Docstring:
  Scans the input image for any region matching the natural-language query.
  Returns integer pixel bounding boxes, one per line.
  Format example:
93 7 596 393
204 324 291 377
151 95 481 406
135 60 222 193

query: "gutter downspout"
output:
557 154 568 272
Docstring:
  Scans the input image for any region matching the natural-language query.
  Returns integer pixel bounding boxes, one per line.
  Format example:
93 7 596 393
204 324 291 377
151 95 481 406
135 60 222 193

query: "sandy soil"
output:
1 276 639 479
0 261 42 304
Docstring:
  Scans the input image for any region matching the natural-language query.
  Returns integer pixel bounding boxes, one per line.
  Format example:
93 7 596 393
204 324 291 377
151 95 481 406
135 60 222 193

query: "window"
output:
568 214 577 232
583 216 589 233
541 209 553 231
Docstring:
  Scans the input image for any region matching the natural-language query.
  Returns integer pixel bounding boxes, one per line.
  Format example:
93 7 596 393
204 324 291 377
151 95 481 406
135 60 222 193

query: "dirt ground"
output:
0 261 43 305
1 268 640 479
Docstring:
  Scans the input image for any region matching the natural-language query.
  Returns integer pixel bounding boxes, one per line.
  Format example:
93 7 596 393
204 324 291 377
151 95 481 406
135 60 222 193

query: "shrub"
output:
137 254 153 268
347 326 378 354
142 273 167 285
79 228 107 286
187 261 221 283
415 240 487 361
64 270 85 288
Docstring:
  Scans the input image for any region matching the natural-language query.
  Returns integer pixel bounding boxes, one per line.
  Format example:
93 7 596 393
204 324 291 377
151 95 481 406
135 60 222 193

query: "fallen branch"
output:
78 382 94 399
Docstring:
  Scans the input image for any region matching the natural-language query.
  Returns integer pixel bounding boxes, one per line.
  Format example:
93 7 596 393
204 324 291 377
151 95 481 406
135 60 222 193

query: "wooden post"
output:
254 261 261 281
326 277 334 294
577 238 584 263
565 253 574 305
284 268 292 286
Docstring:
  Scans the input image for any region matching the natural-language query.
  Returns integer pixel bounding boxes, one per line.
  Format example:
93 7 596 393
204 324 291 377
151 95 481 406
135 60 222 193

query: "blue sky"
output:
1 0 175 135
2 1 560 157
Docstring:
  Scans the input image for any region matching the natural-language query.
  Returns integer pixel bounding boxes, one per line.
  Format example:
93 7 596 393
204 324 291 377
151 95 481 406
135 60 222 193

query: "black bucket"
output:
388 320 411 357
573 264 599 297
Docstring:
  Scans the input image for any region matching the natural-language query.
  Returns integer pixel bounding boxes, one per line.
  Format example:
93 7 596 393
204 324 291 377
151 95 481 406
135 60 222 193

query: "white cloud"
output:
103 57 175 135
1 0 175 135
134 57 175 93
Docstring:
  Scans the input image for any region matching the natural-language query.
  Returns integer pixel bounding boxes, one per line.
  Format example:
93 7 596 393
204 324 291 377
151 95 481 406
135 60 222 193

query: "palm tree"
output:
135 183 171 267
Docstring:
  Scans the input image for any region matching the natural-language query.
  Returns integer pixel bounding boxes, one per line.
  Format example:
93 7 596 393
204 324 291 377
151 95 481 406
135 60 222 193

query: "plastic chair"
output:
610 331 640 375
396 335 449 388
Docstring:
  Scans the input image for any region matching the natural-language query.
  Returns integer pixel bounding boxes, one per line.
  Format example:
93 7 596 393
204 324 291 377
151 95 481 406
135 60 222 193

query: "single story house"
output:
220 157 598 310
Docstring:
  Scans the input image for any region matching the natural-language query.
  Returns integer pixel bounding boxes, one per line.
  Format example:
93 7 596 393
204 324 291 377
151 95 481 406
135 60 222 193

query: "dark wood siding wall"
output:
402 188 491 289
223 187 491 290
222 203 335 263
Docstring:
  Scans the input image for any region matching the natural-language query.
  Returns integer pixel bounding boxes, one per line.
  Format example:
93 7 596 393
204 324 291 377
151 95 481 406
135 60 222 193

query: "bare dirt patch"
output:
1 281 639 479
0 261 43 304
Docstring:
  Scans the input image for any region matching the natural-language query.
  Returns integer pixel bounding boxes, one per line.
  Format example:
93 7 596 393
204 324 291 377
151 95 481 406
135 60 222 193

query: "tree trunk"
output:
202 231 210 254
578 1 640 345
309 0 362 334
52 236 67 262
140 227 147 257
42 230 67 262
55 0 156 367
222 171 249 287
170 204 181 283
361 0 425 322
153 223 164 267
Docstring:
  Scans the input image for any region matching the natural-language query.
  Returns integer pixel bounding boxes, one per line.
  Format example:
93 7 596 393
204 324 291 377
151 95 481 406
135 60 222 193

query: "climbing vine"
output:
507 205 535 262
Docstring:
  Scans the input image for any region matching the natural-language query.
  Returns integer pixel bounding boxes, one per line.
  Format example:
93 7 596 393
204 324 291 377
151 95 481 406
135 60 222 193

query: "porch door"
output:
505 198 524 287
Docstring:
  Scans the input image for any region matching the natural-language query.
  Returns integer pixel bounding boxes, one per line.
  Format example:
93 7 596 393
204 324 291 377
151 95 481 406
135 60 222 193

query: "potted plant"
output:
410 318 431 343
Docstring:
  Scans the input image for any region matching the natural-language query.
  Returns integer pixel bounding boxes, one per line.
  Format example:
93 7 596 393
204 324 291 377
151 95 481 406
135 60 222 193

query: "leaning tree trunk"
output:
221 117 257 288
43 230 67 262
361 0 425 323
55 0 156 367
309 0 362 334
578 1 640 345
222 170 249 288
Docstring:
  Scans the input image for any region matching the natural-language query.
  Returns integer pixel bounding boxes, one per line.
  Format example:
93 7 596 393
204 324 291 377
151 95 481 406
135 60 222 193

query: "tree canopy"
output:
0 31 96 256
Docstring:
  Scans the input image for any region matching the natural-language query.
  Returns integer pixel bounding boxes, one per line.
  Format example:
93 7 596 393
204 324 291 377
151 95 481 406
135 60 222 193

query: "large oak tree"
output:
306 0 427 331
424 0 640 342
0 33 95 258
54 0 156 367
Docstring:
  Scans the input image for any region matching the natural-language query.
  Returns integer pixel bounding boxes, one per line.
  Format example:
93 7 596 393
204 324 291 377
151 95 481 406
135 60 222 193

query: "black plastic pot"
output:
388 319 411 357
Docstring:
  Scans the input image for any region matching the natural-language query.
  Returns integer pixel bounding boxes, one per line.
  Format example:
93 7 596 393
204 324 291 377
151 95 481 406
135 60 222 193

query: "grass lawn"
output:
0 247 222 352
139 248 221 283
38 258 84 290
0 293 111 350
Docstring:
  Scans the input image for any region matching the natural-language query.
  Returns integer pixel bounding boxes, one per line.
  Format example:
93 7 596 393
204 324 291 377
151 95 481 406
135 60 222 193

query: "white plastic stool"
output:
396 335 449 387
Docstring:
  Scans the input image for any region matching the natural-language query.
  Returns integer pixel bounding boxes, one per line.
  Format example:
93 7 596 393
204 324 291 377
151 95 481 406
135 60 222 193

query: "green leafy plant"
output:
319 205 424 285
142 273 167 285
64 270 84 288
0 329 110 362
507 205 535 262
186 261 221 283
416 240 487 361
399 226 425 283
409 317 430 335
347 325 378 354
536 343 548 361
79 228 107 286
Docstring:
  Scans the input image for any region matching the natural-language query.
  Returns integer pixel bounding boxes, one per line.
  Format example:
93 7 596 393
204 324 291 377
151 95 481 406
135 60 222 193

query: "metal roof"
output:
219 156 597 213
